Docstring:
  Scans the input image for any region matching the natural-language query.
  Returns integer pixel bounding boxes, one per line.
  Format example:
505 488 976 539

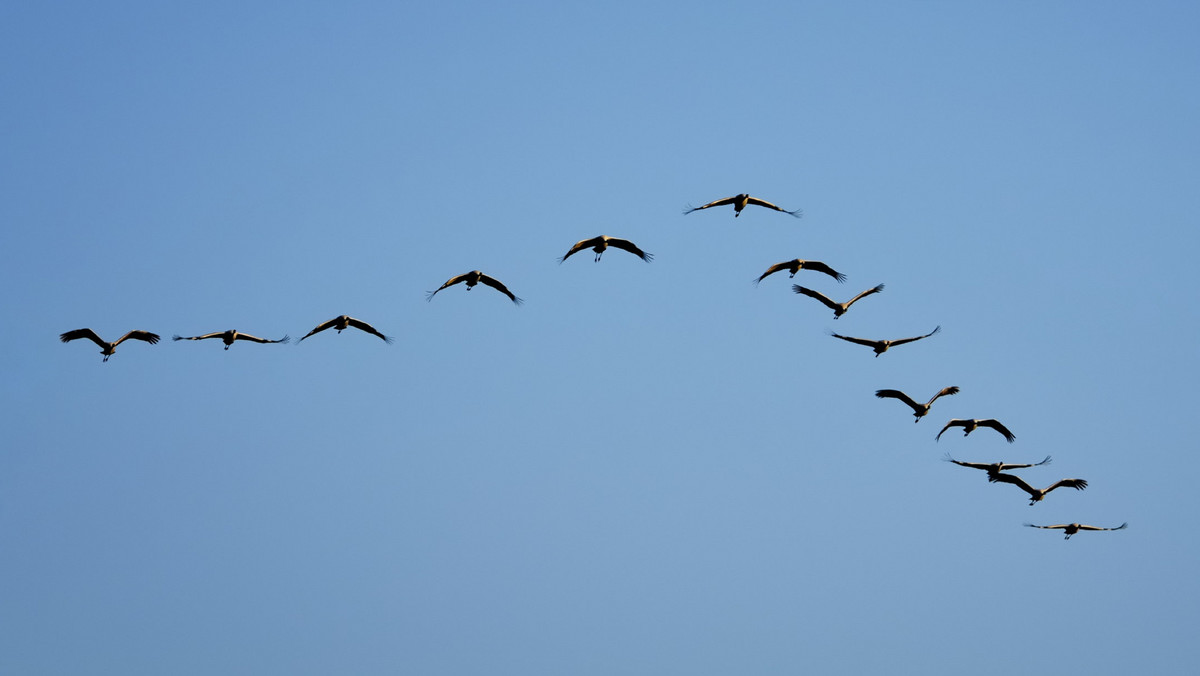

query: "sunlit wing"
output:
936 419 967 441
844 284 885 308
426 273 470 301
234 333 289 344
745 196 802 217
889 325 941 347
299 318 339 342
683 196 737 214
558 237 599 263
755 262 792 284
926 386 960 405
114 330 160 346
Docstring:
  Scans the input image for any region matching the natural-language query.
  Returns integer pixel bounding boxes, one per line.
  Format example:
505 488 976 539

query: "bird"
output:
875 386 961 422
755 259 845 285
172 330 289 350
793 284 884 319
298 315 393 343
992 472 1087 505
558 235 652 263
683 194 801 218
829 326 940 357
59 328 160 362
1025 522 1127 539
426 270 523 305
943 453 1051 480
936 418 1016 443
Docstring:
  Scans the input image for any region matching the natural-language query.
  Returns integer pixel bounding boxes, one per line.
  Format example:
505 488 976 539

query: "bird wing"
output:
936 419 967 441
346 317 394 343
1075 523 1127 532
999 455 1051 471
298 318 338 342
1043 478 1087 494
843 284 885 308
991 472 1039 497
888 325 941 347
876 389 923 414
1024 523 1069 530
942 453 992 471
755 261 792 284
606 237 653 262
744 196 802 217
792 285 840 311
829 332 880 349
925 386 961 406
798 260 846 282
113 330 160 345
234 333 289 344
683 196 738 214
426 273 470 301
172 332 225 341
478 274 523 305
59 328 108 348
978 419 1016 442
557 237 599 264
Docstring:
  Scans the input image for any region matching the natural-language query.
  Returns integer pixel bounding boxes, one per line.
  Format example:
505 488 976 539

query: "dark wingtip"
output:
171 335 184 341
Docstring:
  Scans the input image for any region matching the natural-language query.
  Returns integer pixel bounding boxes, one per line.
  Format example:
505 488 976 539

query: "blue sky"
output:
3 2 1198 674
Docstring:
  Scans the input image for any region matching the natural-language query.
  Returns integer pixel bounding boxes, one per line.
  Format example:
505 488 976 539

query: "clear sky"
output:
3 2 1198 674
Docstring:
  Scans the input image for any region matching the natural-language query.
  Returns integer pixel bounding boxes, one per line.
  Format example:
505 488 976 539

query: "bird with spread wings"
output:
829 326 940 357
936 418 1016 443
172 330 289 350
60 328 160 362
875 386 960 422
944 453 1051 480
298 315 393 343
793 284 884 319
755 259 844 285
684 193 801 218
426 270 523 305
993 472 1087 505
558 235 652 263
1025 522 1127 539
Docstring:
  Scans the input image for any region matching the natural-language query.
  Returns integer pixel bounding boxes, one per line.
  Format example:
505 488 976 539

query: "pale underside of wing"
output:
745 196 802 217
114 330 161 345
683 196 738 214
426 273 471 301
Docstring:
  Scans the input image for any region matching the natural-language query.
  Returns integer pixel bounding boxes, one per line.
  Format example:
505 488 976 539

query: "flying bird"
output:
793 284 884 319
992 472 1087 505
829 326 940 357
558 235 652 263
875 386 960 422
1025 522 1127 539
684 194 802 218
755 259 845 285
936 418 1016 443
59 328 160 362
172 330 289 350
426 270 523 305
943 453 1051 480
298 315 393 343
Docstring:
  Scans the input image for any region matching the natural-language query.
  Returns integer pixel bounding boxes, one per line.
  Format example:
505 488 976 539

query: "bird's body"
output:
944 453 1051 480
426 270 523 304
684 194 801 218
992 472 1087 505
60 328 160 362
172 330 289 350
936 418 1016 443
559 235 653 263
298 315 393 343
1025 522 1127 539
829 326 940 357
755 259 844 285
876 386 960 422
794 284 884 319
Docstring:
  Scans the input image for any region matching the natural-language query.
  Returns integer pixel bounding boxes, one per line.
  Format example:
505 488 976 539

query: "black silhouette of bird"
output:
794 284 884 319
298 315 393 343
426 270 523 305
944 453 1051 480
172 330 289 350
684 194 801 218
1025 522 1127 539
875 386 960 422
992 472 1087 505
829 326 940 357
755 259 845 285
936 418 1015 443
60 328 160 362
558 236 652 263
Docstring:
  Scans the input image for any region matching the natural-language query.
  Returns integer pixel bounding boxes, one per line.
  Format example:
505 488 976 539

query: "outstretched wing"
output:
298 318 338 342
793 285 840 311
844 284 885 308
1075 523 1127 532
889 325 941 347
426 273 470 301
745 196 802 217
346 317 394 343
829 331 880 349
926 386 961 406
942 453 992 472
607 237 653 262
1024 523 1069 531
234 333 289 345
876 389 923 414
172 332 225 341
999 455 1051 471
936 419 967 442
979 419 1016 443
991 472 1039 498
683 196 738 214
798 260 845 282
558 237 600 264
755 261 792 285
1043 478 1087 494
59 328 108 348
478 273 523 305
113 330 160 346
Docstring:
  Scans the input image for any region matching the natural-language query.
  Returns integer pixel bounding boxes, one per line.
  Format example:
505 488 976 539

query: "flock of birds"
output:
60 192 1125 541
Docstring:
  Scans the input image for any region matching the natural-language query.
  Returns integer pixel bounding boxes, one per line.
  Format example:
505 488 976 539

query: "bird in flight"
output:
427 270 523 305
793 284 884 319
755 259 845 285
59 328 160 362
1025 522 1127 539
943 453 1051 480
558 235 653 263
993 472 1088 505
298 315 393 343
875 386 960 422
936 418 1015 443
684 194 801 218
829 326 940 357
172 330 289 350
